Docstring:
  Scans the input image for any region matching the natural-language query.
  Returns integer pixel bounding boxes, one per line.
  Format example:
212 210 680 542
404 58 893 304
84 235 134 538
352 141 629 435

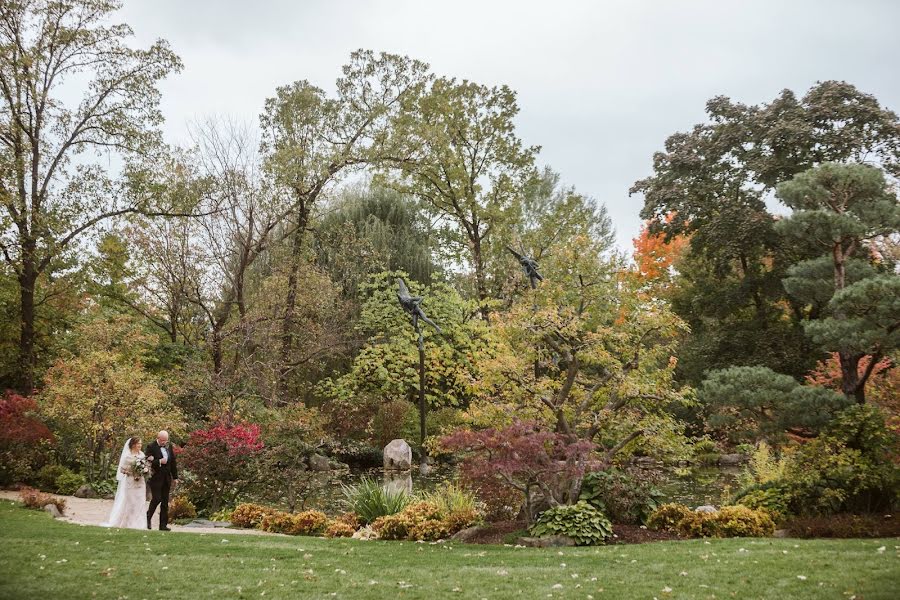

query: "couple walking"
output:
104 430 179 531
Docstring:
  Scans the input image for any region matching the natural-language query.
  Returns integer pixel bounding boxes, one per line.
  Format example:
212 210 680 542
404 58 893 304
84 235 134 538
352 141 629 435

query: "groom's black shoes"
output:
159 526 171 531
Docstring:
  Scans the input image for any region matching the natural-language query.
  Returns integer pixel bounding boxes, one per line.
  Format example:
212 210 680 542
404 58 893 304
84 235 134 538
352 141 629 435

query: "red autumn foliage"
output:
440 421 596 522
178 422 265 512
0 391 53 446
183 422 264 458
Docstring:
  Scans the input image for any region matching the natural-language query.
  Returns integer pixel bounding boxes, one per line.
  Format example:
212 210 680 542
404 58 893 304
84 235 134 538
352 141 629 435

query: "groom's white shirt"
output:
160 446 168 463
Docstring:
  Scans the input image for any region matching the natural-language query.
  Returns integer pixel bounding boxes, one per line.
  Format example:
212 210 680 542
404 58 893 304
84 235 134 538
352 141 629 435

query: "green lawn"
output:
0 501 897 599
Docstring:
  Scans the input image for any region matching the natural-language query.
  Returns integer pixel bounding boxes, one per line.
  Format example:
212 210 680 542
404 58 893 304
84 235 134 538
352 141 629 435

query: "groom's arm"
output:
170 446 178 480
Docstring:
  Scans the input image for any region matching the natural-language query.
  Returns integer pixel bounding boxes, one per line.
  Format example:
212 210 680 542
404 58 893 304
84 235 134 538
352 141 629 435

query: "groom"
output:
145 430 178 531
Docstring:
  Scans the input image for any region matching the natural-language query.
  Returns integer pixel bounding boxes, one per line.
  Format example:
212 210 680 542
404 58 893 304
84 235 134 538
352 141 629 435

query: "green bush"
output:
779 405 899 516
692 438 721 466
646 503 693 533
91 479 117 498
36 464 69 492
54 471 86 495
579 469 663 525
734 485 791 522
342 476 411 524
529 501 613 546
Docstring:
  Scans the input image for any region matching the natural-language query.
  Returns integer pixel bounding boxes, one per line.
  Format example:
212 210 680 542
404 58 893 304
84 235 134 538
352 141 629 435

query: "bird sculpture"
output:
396 278 442 334
507 246 544 288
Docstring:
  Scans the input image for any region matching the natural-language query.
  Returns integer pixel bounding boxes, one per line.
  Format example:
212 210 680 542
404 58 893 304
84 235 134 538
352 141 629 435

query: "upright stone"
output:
383 439 412 471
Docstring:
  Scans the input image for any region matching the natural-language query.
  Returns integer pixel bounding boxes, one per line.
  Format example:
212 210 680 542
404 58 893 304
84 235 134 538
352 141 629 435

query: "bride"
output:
103 436 148 529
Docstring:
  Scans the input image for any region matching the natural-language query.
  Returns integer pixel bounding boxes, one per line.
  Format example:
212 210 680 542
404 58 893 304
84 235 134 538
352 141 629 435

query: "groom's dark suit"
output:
144 440 178 530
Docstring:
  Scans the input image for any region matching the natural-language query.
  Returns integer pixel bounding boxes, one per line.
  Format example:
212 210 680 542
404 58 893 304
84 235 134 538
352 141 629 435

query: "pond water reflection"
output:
306 464 741 512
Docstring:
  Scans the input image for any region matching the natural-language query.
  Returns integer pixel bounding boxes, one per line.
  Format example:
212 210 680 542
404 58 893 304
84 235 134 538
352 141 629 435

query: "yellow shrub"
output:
168 496 197 520
231 503 277 529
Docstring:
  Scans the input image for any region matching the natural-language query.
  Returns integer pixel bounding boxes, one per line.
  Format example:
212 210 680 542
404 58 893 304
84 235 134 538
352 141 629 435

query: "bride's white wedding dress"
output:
103 440 148 529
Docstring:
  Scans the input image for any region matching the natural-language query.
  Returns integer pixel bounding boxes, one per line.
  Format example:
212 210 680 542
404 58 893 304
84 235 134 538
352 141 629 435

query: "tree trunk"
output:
278 205 310 403
838 351 866 404
472 234 490 321
17 259 37 393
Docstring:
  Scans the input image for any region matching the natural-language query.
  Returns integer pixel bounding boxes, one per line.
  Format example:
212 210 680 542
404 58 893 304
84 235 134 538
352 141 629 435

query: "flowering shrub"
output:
260 509 327 536
230 503 278 529
529 501 613 546
179 423 264 513
168 496 197 520
441 421 595 522
20 487 66 514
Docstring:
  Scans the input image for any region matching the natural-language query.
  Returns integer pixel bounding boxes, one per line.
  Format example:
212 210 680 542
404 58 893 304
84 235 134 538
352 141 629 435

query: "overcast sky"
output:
119 0 900 251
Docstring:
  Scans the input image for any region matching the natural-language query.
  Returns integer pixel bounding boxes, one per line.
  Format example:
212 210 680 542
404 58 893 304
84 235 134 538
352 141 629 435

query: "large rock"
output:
74 484 98 499
43 503 62 518
450 526 484 543
694 505 718 514
308 453 331 471
517 535 576 547
383 439 412 471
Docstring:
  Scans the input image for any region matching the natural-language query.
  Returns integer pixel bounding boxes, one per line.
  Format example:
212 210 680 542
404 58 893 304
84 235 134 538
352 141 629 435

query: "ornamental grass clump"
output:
342 476 411 524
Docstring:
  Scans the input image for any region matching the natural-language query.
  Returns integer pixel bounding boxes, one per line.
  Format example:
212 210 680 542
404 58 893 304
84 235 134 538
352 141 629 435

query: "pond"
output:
304 464 742 512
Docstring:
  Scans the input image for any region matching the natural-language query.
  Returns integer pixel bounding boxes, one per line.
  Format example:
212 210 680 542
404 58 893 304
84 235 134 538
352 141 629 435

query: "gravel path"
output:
0 490 274 536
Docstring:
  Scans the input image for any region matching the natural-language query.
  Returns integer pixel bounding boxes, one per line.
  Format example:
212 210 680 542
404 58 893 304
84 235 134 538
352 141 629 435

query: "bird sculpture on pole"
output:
507 246 544 289
396 278 442 338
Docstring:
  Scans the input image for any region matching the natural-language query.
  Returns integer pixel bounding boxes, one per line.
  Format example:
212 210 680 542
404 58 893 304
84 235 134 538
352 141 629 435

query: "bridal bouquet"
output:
129 456 151 480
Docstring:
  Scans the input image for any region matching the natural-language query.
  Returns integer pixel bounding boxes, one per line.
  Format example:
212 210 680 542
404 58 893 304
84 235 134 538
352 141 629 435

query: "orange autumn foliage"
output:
632 217 689 282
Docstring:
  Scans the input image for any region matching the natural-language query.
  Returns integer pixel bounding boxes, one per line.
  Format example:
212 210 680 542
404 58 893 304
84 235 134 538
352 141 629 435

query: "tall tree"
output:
386 77 539 318
631 81 900 383
0 0 181 391
776 162 900 403
260 50 429 401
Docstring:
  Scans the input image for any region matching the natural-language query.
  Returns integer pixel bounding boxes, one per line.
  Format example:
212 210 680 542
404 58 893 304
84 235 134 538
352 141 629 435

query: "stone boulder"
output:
694 505 718 514
383 439 412 471
517 535 576 547
450 526 484 543
43 503 62 518
308 453 331 471
74 484 98 499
